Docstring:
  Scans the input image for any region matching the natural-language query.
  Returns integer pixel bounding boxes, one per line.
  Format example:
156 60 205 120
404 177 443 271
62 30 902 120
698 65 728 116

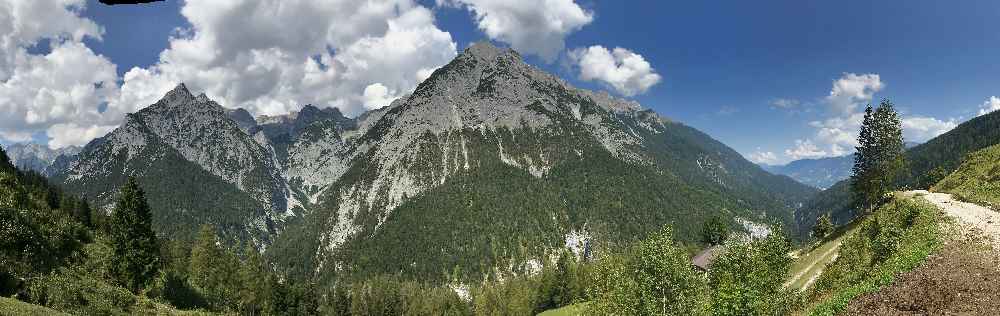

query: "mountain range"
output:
762 155 853 189
42 42 817 283
2 143 80 174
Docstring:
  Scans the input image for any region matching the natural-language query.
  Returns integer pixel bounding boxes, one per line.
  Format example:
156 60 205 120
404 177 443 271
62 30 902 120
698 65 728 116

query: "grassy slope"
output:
0 296 69 316
933 143 1000 210
802 194 942 315
537 302 588 316
786 222 861 291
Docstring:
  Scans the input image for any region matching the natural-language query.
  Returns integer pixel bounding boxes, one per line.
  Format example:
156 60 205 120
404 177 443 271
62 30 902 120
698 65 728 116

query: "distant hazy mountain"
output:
3 143 80 174
762 155 853 189
47 42 818 283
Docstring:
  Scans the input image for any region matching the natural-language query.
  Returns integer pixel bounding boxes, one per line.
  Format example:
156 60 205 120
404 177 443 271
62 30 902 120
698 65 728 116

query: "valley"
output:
3 1 999 314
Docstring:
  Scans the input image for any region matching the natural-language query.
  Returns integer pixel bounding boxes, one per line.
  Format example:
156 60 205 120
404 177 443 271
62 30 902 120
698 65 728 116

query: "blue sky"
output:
3 0 999 164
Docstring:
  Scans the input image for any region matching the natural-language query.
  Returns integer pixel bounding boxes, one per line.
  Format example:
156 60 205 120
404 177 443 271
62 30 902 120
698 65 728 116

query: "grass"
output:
0 296 69 316
800 194 942 315
786 221 861 291
933 143 1000 210
537 302 589 316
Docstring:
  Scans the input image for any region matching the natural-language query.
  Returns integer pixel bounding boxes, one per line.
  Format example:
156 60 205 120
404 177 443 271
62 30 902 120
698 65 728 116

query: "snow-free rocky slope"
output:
266 42 818 282
47 42 816 282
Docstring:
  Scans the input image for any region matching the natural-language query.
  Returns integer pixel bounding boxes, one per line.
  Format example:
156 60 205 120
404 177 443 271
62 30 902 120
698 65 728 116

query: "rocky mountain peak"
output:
462 41 506 61
162 82 194 106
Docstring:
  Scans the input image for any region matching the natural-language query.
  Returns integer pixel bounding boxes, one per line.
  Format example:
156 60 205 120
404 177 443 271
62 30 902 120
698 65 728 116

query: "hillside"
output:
795 109 1000 238
933 144 1000 209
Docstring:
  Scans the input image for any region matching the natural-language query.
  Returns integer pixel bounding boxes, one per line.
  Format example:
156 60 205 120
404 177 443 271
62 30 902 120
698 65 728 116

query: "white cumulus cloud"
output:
112 0 458 119
779 73 958 162
1 0 462 149
0 0 119 149
902 116 957 142
568 45 661 96
825 73 883 116
978 96 1000 116
440 0 592 62
784 139 829 160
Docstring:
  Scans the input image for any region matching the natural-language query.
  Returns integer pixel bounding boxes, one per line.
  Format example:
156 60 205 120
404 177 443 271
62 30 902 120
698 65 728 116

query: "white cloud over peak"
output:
113 0 458 119
568 45 661 96
1 0 462 149
979 96 1000 116
441 0 592 62
0 0 119 149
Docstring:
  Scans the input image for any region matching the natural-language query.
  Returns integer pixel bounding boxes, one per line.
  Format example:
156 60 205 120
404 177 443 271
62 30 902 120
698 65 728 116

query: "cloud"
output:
779 73 882 159
0 0 120 149
440 0 592 62
112 0 458 119
979 96 1000 116
779 73 959 162
747 149 780 165
567 45 661 96
1 0 461 149
784 139 829 160
825 73 883 115
770 98 800 110
46 123 116 149
902 116 957 142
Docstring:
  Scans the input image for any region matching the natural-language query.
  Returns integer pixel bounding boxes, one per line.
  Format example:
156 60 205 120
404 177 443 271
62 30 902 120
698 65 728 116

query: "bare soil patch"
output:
843 223 1000 315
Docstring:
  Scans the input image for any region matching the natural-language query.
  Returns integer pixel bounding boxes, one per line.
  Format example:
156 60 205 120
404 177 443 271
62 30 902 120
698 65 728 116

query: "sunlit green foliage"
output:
933 143 1000 209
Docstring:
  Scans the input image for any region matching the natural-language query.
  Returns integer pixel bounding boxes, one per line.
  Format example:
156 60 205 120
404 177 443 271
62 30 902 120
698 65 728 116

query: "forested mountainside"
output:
795 109 1000 237
2 143 80 174
763 155 853 189
43 42 815 285
266 42 817 283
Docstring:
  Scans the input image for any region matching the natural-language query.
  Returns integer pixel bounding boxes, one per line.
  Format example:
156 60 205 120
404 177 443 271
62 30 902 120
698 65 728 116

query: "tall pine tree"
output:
110 177 160 293
851 100 907 211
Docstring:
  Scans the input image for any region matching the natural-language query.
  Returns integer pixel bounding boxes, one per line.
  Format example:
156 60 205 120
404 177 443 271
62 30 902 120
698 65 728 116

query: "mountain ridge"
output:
44 42 817 283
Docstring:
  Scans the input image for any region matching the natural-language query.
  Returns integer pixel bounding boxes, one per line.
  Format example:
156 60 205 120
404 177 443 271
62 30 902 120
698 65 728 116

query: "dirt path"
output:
906 190 1000 249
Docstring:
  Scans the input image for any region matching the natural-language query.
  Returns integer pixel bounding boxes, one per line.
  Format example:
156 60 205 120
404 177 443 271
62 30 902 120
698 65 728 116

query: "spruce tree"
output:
851 100 906 211
110 177 160 293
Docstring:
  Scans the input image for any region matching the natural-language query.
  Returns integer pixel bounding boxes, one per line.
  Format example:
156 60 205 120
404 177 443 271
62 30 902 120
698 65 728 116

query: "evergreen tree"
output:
851 100 906 211
109 177 161 293
812 213 834 239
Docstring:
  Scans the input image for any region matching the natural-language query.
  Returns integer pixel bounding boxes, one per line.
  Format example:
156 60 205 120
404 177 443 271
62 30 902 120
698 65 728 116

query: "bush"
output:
708 231 796 315
28 268 136 315
587 226 710 315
